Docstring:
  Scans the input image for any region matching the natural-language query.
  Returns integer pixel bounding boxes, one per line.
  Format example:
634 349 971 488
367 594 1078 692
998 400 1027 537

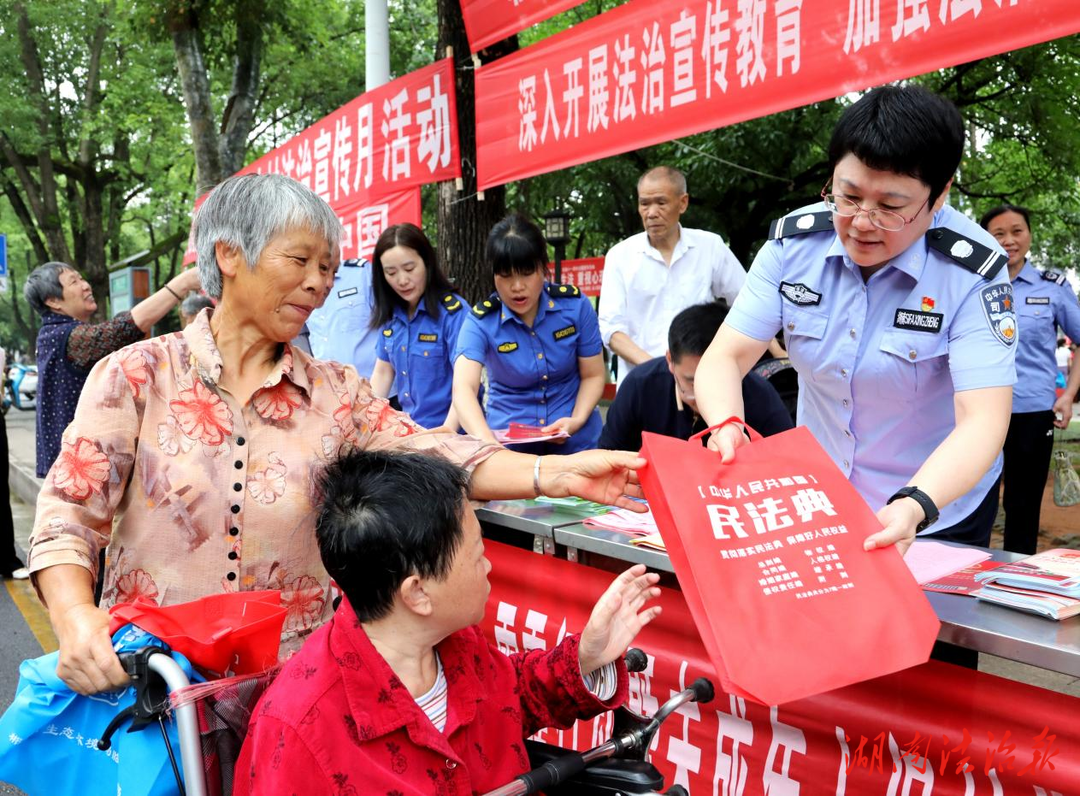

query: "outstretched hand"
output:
545 450 647 511
578 565 662 675
864 498 922 556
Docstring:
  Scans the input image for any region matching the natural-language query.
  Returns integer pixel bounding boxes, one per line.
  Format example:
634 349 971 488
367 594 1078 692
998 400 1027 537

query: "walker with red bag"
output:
638 419 941 706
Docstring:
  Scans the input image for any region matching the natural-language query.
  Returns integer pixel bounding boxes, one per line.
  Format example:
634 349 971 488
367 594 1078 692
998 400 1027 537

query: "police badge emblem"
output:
979 283 1016 347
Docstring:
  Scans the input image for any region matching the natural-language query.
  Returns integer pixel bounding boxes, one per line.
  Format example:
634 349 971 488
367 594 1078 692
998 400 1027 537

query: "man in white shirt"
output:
598 166 748 384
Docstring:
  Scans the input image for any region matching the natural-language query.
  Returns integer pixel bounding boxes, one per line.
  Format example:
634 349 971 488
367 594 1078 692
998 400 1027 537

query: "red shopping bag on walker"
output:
108 590 287 676
639 420 939 706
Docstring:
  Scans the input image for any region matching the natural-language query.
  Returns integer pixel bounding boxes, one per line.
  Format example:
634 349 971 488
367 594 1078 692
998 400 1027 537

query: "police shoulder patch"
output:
979 283 1017 347
472 295 501 317
442 293 463 312
1040 269 1067 286
546 283 581 299
926 228 1006 280
768 211 833 240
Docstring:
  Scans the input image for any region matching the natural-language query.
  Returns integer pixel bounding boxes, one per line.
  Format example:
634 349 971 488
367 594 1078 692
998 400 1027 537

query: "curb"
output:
7 460 42 509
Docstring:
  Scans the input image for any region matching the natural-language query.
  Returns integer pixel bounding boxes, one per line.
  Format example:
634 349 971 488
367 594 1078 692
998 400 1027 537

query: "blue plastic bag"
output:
0 624 203 796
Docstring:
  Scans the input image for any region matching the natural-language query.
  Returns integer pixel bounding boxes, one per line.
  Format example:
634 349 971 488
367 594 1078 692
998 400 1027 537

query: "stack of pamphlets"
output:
971 548 1080 620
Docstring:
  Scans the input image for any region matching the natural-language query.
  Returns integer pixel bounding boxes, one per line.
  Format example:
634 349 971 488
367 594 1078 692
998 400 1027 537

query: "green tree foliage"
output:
0 0 196 349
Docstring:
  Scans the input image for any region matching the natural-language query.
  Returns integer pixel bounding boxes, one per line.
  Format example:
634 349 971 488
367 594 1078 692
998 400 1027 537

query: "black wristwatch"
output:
887 486 939 532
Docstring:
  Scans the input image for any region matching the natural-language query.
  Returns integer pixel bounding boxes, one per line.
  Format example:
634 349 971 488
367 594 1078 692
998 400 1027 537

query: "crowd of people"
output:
1 83 1077 790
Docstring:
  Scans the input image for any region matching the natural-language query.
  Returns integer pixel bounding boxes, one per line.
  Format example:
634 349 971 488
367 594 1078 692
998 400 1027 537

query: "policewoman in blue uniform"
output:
696 86 1017 555
980 205 1080 554
453 213 605 454
369 223 470 430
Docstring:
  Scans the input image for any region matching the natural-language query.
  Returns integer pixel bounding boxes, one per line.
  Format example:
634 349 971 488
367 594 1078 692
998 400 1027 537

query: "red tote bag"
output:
109 590 287 676
639 420 939 706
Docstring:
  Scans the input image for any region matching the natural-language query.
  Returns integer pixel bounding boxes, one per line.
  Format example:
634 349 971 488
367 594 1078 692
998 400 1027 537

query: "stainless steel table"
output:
477 499 614 554
484 505 1080 678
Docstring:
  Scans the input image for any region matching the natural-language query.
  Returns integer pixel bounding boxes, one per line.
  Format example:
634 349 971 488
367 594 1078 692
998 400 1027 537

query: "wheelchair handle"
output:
106 647 207 796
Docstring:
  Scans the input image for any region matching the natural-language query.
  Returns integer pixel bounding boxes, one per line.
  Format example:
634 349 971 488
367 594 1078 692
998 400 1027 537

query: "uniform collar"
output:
181 306 311 396
825 215 934 283
392 297 429 324
499 287 556 327
1014 259 1038 284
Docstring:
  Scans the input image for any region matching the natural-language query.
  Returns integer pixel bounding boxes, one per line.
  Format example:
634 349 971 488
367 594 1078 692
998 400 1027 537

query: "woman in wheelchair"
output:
234 450 662 795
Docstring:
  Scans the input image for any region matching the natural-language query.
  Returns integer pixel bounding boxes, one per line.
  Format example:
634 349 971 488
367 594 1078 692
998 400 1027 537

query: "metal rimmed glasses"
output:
820 183 930 232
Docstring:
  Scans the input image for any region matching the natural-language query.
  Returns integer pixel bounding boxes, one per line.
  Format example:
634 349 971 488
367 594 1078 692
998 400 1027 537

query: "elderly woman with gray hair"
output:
28 173 647 696
24 260 201 478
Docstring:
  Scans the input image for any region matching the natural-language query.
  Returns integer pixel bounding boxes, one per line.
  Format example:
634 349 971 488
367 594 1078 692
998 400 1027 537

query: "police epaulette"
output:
768 211 833 240
545 283 581 299
1040 270 1067 286
442 293 463 312
925 228 1006 281
471 296 501 317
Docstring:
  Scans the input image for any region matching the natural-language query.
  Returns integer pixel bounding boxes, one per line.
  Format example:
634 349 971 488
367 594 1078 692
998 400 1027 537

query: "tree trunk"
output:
435 0 516 304
219 6 263 176
170 5 223 194
12 2 72 265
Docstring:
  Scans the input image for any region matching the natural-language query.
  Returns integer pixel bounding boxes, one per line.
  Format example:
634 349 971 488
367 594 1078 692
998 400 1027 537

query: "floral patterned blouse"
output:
28 309 500 655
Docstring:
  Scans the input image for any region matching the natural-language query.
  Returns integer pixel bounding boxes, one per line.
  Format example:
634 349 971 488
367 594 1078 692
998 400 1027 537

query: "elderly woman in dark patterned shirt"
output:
24 261 201 476
28 172 648 697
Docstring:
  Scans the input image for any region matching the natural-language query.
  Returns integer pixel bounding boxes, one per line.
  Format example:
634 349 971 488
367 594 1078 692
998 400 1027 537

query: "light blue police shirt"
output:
376 292 469 429
307 259 379 380
726 203 1017 534
1010 260 1080 413
454 283 603 454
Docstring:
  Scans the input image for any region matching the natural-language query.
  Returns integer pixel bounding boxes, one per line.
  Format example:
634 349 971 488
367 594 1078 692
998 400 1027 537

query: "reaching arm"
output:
543 353 606 437
694 325 773 461
452 356 498 444
369 359 395 398
129 268 203 333
866 385 1012 554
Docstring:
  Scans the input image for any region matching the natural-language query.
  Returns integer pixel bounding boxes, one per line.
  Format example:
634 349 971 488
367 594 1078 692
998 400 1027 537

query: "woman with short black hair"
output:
453 213 605 454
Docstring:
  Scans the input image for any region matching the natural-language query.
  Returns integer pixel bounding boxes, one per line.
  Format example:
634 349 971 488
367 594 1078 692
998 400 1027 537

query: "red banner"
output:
460 0 588 53
483 540 1079 795
475 0 1080 190
183 58 458 266
181 187 420 266
242 58 460 202
550 256 605 297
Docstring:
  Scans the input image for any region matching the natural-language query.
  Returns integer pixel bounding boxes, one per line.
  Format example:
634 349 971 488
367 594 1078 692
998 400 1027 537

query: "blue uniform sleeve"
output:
948 275 1017 392
454 313 490 364
575 298 604 357
724 241 785 342
375 327 391 363
1054 283 1080 343
443 298 470 368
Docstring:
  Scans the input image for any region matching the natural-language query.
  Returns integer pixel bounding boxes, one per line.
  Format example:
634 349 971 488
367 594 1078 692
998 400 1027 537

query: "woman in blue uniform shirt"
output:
369 223 469 429
980 204 1080 554
695 85 1017 554
453 213 605 454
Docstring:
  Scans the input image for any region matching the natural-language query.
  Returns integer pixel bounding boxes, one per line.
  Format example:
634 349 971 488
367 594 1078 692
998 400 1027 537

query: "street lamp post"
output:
542 207 572 284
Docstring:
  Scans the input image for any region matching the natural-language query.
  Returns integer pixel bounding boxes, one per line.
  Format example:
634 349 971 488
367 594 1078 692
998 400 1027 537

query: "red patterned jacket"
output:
234 598 628 795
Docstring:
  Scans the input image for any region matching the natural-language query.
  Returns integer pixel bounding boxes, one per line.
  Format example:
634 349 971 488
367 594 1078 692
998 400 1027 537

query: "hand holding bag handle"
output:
689 417 764 445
